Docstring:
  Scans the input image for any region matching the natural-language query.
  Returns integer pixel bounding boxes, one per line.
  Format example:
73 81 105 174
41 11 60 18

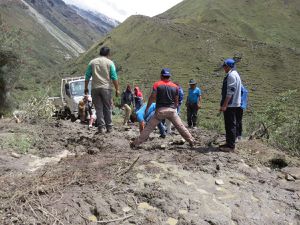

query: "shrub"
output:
248 90 299 155
18 95 56 123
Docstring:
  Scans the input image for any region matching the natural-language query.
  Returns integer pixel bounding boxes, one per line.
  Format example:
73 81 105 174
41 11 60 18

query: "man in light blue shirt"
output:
186 79 202 128
132 103 166 138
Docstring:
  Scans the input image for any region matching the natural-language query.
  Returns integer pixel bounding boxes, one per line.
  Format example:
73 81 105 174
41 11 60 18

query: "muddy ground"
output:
0 118 299 225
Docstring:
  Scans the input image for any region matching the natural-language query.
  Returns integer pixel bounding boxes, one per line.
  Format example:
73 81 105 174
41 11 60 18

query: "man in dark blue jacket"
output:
219 58 242 152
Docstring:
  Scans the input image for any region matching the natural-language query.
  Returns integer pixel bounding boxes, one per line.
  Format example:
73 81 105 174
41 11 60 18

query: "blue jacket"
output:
178 86 184 104
241 85 248 110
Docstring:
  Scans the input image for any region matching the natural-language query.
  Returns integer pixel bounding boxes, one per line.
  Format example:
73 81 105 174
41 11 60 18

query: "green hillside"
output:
70 0 300 119
160 0 300 48
0 1 69 104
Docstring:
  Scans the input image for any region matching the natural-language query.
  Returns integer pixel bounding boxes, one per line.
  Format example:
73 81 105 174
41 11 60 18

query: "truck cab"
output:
62 77 91 121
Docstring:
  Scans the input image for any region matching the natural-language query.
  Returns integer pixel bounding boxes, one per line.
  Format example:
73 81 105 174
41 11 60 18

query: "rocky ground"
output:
0 118 299 225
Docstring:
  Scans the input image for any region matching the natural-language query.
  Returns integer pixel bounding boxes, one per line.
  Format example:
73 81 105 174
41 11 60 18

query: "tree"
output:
0 15 22 114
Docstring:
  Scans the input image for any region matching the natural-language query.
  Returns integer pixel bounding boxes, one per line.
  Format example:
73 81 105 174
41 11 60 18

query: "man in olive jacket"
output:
85 46 120 133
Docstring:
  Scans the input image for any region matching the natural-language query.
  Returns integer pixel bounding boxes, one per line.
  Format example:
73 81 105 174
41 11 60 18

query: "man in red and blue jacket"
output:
131 68 195 148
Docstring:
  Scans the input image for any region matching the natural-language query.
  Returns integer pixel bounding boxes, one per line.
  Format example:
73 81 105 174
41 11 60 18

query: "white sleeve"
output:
227 74 237 97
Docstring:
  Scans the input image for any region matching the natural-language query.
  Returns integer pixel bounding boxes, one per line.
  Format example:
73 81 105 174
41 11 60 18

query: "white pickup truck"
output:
50 76 91 121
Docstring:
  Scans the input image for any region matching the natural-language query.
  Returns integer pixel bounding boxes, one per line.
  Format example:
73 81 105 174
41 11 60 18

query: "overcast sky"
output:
62 0 182 22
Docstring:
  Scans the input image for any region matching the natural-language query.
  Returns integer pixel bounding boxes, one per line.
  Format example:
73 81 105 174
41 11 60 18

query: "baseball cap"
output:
223 58 235 68
161 68 172 76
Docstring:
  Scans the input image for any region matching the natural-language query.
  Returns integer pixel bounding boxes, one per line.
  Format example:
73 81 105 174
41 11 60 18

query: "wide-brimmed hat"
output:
188 79 197 85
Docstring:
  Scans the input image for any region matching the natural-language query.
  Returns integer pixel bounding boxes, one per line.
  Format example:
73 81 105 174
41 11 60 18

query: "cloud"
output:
62 0 182 22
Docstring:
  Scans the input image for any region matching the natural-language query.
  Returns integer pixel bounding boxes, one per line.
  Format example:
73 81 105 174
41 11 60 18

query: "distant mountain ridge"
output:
23 0 118 48
70 5 120 34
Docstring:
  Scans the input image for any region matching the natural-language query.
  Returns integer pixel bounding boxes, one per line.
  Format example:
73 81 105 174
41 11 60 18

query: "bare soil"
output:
0 119 299 225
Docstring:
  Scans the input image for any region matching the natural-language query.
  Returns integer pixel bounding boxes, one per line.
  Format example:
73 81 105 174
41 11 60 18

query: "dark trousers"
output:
223 107 239 148
187 103 198 127
236 108 243 137
92 88 112 130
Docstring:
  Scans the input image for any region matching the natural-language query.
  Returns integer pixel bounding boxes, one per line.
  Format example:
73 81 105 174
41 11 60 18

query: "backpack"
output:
241 85 248 110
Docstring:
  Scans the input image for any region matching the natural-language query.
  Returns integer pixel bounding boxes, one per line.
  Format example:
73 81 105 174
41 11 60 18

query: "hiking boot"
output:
106 127 113 133
95 127 106 134
130 141 141 149
219 144 235 152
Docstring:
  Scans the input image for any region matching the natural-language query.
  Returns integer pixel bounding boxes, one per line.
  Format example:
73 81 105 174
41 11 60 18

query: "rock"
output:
124 126 131 131
215 179 224 185
171 139 186 145
160 144 167 149
87 147 99 155
285 174 295 181
75 145 85 152
281 167 300 180
122 206 132 213
167 217 178 225
277 173 285 179
11 152 21 158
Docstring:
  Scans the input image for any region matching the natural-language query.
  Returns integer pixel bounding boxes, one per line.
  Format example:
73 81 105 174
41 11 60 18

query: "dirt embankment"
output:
0 119 299 225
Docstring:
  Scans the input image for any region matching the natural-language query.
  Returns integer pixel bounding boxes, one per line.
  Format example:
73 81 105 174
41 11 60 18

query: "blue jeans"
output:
145 111 166 136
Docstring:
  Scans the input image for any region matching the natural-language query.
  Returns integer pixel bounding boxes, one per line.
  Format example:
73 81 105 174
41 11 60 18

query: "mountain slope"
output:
70 5 119 34
71 0 300 118
158 0 300 48
23 0 114 48
21 0 85 56
0 0 118 110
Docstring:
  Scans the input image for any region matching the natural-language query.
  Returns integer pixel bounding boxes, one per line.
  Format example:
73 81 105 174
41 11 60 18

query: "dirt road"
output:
0 119 299 225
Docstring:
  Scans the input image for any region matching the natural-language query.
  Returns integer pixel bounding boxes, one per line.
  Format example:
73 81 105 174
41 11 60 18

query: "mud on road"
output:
0 119 299 225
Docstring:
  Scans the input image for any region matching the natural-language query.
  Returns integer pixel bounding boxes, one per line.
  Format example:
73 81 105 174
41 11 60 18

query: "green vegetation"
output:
0 14 21 114
19 95 56 123
1 134 33 154
247 90 299 155
161 0 300 48
0 1 70 112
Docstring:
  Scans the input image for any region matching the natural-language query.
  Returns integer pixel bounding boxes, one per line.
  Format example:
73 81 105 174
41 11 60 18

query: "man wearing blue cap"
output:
219 58 242 152
131 68 195 148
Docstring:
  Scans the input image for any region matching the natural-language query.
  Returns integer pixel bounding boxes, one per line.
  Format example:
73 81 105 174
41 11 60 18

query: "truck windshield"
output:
70 81 91 96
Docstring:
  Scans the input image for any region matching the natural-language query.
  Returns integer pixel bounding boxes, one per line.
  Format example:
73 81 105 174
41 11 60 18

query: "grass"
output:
70 14 300 122
1 134 33 154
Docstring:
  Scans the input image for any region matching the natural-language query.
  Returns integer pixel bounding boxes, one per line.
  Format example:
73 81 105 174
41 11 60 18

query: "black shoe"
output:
219 144 235 152
159 134 166 139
